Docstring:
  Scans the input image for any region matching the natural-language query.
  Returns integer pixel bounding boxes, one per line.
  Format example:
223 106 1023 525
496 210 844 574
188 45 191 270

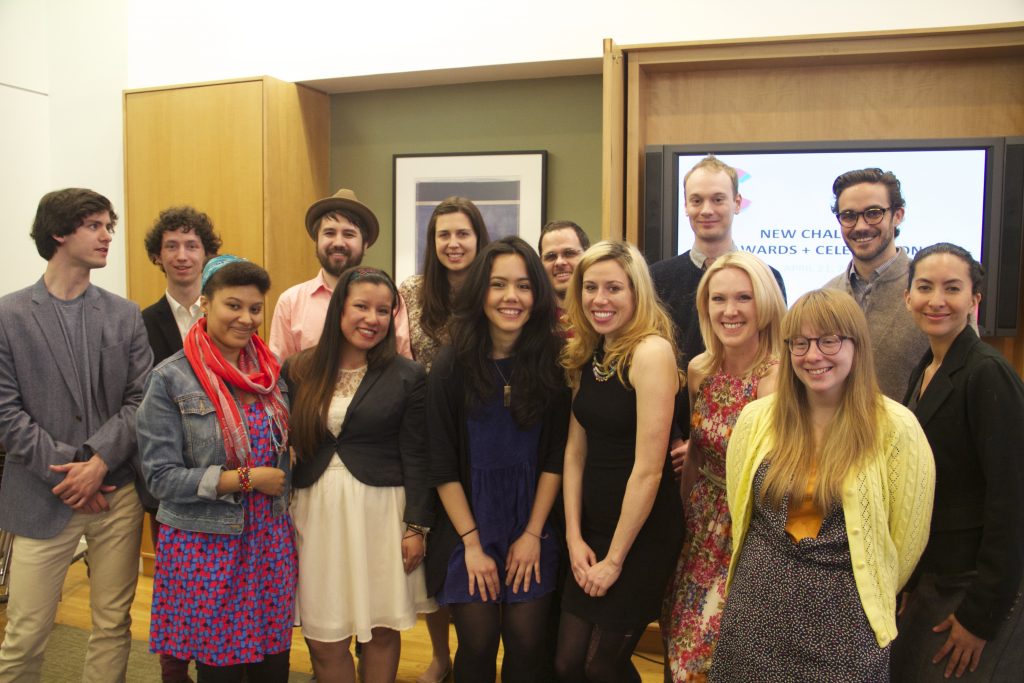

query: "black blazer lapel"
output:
913 327 977 429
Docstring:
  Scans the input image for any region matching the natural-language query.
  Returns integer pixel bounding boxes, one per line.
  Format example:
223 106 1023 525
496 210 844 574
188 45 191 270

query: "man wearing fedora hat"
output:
270 188 411 361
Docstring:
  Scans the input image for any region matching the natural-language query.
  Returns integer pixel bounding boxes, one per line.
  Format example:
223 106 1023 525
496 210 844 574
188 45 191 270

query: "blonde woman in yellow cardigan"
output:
708 288 935 682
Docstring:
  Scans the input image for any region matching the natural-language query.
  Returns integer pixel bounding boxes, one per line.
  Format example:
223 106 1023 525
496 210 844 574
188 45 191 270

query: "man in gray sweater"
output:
824 168 929 400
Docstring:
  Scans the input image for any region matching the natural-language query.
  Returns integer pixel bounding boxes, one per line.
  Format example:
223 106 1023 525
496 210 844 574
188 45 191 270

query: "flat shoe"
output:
415 658 452 683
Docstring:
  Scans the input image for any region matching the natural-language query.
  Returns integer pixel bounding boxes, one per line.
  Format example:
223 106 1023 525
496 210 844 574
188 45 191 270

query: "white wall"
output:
3 0 1022 297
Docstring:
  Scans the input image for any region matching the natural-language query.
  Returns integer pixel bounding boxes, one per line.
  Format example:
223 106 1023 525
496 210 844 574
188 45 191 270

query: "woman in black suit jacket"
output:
285 267 437 683
892 243 1024 681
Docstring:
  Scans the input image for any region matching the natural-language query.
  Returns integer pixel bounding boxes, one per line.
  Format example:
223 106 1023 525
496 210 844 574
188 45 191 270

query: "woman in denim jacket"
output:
137 256 296 683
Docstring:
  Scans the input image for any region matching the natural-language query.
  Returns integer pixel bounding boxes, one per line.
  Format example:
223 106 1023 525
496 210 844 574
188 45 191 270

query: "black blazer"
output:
285 355 435 527
142 296 184 367
903 325 1024 640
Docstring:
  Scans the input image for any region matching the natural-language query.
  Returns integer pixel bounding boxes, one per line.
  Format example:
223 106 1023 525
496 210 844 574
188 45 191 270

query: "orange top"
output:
785 469 824 542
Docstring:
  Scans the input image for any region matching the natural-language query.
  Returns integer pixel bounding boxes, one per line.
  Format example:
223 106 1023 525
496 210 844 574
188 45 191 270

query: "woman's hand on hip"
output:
932 613 986 678
250 466 286 496
505 532 541 594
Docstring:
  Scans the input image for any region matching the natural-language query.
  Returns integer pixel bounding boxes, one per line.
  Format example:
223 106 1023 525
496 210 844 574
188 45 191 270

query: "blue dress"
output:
436 359 559 605
150 404 298 666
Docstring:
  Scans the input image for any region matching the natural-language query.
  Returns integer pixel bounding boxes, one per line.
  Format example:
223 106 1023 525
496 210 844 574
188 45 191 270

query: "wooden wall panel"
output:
610 26 1024 374
124 80 265 309
262 79 329 330
642 56 1024 145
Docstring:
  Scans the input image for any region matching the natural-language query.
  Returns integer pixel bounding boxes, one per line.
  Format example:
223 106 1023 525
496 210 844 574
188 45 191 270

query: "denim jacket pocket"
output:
176 391 222 462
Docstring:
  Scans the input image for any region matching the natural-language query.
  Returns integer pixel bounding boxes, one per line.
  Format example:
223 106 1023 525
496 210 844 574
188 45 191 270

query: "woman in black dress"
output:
892 243 1024 680
556 241 684 683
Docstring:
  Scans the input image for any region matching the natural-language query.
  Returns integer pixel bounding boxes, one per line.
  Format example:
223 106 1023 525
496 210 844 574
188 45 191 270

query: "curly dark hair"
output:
143 206 222 264
449 236 565 429
30 188 117 260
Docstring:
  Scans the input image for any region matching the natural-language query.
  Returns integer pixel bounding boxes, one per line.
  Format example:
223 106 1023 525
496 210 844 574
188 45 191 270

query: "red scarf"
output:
183 318 288 469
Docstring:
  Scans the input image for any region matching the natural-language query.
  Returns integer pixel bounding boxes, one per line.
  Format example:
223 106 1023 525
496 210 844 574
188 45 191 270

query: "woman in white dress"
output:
285 267 436 683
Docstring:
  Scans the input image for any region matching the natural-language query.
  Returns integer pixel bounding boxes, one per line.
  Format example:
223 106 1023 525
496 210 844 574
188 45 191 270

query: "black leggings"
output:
450 595 552 683
195 649 290 683
554 610 644 683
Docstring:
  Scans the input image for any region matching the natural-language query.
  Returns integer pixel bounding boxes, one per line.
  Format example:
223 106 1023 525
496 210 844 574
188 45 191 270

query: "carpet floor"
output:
42 624 312 682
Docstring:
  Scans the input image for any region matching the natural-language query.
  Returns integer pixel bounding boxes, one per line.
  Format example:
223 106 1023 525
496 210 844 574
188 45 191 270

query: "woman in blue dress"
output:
137 256 296 683
425 236 570 682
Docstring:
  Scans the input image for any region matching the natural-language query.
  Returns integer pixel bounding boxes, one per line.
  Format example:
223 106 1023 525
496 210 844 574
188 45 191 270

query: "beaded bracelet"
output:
238 466 252 493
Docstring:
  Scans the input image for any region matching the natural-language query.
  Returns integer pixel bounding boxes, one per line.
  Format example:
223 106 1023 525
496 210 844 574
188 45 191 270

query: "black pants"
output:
195 650 290 683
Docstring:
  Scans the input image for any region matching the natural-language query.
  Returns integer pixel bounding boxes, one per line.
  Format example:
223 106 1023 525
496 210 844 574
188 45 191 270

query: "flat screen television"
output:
644 138 1024 337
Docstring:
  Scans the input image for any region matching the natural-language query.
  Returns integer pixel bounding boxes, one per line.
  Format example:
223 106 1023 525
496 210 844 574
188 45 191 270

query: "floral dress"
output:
150 404 298 666
661 360 776 682
399 274 449 372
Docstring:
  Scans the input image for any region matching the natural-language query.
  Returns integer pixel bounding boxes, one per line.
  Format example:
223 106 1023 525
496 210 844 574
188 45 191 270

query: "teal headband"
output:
201 254 246 291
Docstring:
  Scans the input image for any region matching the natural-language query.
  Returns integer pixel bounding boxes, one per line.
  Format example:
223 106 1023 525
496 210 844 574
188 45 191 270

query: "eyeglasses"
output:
834 206 891 228
785 335 853 356
541 248 583 264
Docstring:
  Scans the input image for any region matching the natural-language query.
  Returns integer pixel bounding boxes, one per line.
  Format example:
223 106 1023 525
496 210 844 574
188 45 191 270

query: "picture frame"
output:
392 151 547 283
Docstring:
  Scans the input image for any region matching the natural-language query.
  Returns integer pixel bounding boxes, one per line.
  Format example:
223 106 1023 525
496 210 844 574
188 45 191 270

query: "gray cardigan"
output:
825 249 929 401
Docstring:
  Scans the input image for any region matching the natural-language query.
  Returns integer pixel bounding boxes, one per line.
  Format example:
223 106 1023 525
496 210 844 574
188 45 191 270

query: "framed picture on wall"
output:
393 151 547 283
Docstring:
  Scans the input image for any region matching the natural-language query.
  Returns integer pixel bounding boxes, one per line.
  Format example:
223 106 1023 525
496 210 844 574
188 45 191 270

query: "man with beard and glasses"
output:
269 188 411 361
823 168 928 400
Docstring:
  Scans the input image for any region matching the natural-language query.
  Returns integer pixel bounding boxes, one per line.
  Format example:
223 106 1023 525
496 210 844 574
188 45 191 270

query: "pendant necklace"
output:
493 360 513 408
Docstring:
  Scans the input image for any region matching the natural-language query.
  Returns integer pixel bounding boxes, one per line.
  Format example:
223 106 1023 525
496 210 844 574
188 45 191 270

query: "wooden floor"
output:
0 561 666 681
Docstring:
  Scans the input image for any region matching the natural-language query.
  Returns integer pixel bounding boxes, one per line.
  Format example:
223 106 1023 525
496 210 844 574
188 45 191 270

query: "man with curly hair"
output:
142 206 222 367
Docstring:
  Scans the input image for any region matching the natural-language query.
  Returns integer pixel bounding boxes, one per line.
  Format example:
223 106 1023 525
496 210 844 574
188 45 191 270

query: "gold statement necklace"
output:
592 351 616 382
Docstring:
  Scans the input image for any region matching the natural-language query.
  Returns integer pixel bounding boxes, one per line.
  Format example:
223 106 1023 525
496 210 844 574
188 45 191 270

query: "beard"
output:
318 245 364 277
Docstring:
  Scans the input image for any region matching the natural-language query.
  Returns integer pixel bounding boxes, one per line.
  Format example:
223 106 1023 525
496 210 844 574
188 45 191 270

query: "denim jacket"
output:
136 351 290 535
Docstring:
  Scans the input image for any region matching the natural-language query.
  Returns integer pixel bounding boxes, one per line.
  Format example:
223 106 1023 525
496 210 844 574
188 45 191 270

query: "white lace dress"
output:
291 366 436 643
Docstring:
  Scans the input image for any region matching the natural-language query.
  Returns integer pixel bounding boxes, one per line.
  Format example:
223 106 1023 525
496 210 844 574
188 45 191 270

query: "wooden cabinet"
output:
124 76 329 574
124 76 329 324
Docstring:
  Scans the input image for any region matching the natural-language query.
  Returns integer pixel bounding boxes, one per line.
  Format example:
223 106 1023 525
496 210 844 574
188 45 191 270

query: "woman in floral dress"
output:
661 252 785 681
138 257 296 683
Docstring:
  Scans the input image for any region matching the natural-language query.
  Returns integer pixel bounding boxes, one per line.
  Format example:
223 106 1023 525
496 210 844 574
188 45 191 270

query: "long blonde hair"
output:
692 252 785 377
761 288 886 511
561 241 681 388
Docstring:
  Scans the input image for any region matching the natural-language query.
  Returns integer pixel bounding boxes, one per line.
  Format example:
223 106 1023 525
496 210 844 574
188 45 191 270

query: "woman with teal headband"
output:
138 255 297 682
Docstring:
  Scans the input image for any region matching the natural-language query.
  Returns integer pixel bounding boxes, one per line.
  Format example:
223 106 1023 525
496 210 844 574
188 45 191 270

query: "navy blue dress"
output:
436 358 559 605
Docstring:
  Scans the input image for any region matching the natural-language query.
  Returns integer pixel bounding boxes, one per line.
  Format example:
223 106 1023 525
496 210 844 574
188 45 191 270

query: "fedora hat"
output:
304 188 380 247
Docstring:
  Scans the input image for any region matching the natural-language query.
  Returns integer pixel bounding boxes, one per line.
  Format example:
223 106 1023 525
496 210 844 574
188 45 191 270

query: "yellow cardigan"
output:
724 394 935 647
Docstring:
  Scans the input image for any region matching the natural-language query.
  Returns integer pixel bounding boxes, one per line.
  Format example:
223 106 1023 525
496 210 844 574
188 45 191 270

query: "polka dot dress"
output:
149 404 298 666
709 461 889 682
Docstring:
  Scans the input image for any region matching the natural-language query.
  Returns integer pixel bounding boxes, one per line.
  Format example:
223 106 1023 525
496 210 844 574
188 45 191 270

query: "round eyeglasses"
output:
834 206 891 228
785 335 853 356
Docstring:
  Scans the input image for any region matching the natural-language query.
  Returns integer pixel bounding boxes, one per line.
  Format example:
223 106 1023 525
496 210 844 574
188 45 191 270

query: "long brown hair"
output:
419 197 490 344
761 288 885 510
288 267 398 460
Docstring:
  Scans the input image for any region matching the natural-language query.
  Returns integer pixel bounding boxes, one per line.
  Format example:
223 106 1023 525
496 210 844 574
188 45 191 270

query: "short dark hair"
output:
201 261 270 298
908 242 985 296
31 188 117 260
831 168 906 211
538 220 590 255
144 206 222 264
315 209 367 243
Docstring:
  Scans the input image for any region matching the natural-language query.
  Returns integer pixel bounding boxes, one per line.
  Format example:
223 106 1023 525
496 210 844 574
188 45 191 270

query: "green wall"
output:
329 74 602 275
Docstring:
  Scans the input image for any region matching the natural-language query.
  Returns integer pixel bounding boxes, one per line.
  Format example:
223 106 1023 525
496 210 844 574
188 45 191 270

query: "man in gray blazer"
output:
0 188 152 682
